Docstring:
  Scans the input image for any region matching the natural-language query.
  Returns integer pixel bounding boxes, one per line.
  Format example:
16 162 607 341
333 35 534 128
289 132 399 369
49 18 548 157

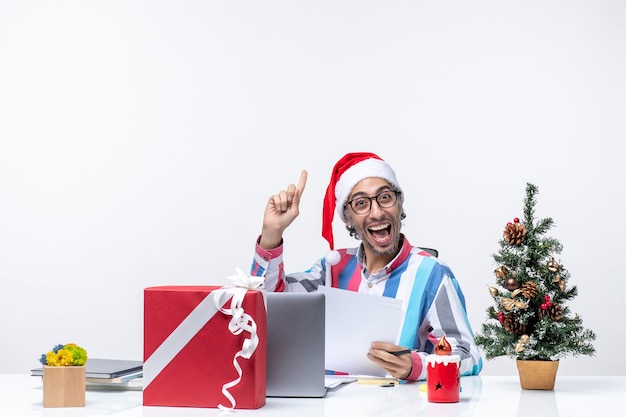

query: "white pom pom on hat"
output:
322 152 402 250
324 250 341 266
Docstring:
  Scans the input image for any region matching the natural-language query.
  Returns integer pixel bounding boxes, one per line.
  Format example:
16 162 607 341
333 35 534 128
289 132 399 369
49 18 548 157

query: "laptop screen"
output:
265 292 327 398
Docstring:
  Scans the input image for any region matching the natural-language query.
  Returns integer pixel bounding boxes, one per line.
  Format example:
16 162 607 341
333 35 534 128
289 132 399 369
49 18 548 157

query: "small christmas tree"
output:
474 183 596 361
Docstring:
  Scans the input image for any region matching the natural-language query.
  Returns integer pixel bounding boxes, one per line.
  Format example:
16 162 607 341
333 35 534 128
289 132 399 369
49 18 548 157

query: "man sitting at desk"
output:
251 152 483 381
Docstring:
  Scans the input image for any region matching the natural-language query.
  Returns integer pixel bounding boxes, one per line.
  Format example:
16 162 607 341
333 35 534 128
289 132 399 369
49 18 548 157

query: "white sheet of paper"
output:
318 286 404 377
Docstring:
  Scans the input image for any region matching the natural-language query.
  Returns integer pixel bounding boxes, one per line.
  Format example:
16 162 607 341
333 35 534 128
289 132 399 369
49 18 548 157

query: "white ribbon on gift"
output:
143 268 265 412
212 268 265 411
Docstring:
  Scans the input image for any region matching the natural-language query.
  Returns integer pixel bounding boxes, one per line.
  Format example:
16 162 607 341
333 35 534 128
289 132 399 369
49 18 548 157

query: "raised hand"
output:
259 170 308 249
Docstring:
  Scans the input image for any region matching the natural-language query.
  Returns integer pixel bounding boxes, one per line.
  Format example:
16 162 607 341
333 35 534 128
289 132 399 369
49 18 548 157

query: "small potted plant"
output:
473 183 596 390
39 343 88 407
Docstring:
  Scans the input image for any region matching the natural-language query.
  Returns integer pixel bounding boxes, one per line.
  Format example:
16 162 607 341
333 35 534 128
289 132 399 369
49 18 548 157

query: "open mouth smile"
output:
368 223 392 244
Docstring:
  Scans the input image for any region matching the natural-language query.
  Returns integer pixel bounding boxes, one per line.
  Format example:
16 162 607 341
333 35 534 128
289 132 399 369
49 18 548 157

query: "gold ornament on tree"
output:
501 297 528 311
546 257 566 290
546 257 559 272
515 335 530 353
503 218 526 246
494 266 509 281
488 285 499 297
552 274 566 291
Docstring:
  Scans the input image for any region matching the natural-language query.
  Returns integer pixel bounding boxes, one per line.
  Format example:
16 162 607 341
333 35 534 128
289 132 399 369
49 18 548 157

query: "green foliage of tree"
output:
474 183 596 361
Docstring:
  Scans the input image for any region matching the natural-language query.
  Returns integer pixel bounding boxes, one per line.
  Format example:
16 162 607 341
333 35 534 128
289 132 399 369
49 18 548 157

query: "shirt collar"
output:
356 234 412 275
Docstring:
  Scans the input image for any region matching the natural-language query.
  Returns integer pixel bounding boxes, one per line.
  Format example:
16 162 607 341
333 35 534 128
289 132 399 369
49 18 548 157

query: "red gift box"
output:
143 285 266 409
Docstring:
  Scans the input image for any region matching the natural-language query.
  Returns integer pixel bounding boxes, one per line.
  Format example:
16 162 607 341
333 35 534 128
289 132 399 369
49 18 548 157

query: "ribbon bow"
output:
226 267 265 290
500 297 528 311
213 268 265 411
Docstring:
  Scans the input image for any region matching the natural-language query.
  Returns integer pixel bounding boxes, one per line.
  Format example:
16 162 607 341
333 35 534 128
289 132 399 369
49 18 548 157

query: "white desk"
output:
1 374 623 417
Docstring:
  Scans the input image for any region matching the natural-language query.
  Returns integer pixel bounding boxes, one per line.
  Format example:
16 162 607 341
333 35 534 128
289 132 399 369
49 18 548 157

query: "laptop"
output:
31 358 143 380
265 291 328 397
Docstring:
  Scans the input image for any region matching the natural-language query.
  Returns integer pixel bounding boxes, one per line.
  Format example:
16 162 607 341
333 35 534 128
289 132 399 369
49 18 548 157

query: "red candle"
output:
426 336 460 403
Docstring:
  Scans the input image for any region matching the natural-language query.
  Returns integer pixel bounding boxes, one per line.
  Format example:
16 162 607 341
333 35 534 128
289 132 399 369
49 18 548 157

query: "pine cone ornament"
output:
503 313 527 335
538 303 564 321
519 281 538 299
503 222 527 246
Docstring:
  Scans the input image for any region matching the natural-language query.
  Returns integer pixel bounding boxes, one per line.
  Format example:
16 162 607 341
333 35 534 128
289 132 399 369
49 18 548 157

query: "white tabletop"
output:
1 374 623 417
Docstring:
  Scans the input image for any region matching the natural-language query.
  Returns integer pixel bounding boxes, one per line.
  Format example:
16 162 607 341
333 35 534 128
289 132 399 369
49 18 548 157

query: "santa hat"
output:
322 152 402 250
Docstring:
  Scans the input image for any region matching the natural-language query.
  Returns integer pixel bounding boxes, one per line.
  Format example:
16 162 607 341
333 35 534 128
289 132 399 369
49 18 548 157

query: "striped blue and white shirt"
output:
251 234 483 381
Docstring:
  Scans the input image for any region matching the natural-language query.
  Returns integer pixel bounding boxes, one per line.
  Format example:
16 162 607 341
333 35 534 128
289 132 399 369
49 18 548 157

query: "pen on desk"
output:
389 349 412 356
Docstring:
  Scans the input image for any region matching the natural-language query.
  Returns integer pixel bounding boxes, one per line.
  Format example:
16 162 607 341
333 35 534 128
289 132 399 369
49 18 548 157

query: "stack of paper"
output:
318 286 403 377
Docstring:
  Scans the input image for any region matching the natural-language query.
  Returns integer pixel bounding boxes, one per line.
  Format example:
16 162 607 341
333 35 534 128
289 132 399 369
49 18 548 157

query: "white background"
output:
1 1 624 376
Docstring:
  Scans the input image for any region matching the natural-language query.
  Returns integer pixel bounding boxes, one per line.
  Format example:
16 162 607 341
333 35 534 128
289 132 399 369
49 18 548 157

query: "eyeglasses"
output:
346 190 401 215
